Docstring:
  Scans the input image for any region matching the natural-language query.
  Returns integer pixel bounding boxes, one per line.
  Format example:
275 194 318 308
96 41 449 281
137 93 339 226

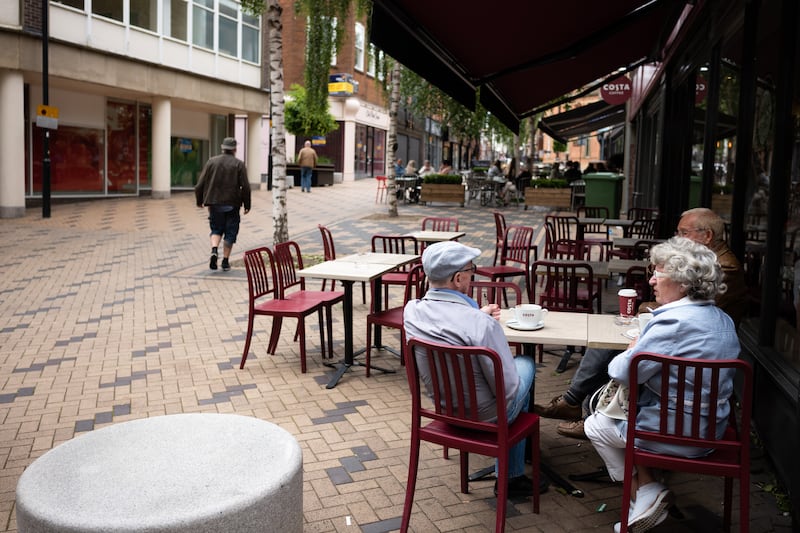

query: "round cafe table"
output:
16 413 302 533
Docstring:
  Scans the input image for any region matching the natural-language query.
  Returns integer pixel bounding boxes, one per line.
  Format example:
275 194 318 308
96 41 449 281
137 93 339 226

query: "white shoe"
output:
622 483 673 532
614 509 668 533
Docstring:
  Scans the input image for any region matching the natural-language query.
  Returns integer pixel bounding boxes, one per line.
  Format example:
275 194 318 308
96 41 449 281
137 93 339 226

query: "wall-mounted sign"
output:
312 136 326 147
328 73 354 96
600 76 632 105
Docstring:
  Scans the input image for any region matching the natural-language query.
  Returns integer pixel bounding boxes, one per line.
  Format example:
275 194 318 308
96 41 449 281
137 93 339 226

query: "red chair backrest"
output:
243 247 278 303
318 224 336 261
532 259 596 313
405 337 509 438
422 216 459 232
273 241 306 298
499 225 535 267
493 211 507 243
626 352 751 463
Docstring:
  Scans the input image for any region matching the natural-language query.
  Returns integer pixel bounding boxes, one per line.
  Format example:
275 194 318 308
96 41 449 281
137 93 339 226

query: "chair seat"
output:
368 307 404 329
254 298 320 315
420 413 539 456
285 289 344 306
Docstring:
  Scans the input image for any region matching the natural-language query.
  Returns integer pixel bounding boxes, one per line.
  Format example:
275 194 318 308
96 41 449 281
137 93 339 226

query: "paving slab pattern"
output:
0 181 791 532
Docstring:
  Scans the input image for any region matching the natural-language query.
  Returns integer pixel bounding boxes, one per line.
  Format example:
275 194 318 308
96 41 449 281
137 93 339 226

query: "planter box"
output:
711 194 733 217
420 183 465 206
286 163 335 187
524 187 571 209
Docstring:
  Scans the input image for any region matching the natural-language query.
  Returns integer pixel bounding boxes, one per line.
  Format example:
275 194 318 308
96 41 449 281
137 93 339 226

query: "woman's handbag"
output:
590 379 630 421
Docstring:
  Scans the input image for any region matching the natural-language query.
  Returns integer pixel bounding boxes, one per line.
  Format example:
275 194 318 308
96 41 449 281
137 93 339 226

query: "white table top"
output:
586 314 636 350
338 252 419 265
500 309 588 345
299 253 418 282
405 230 465 242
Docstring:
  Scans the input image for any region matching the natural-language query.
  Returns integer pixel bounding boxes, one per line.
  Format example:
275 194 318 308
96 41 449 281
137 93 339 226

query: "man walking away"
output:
195 137 251 271
297 140 318 193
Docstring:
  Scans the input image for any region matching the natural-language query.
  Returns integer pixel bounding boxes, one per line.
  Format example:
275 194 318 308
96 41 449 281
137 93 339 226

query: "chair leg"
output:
325 306 334 359
317 308 326 359
459 452 470 494
530 423 541 514
400 441 421 533
298 319 307 373
365 319 373 378
361 281 367 305
495 454 508 533
267 317 283 354
240 314 255 369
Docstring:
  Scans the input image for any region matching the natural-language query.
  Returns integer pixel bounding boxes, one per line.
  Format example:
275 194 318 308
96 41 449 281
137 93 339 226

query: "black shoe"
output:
494 474 549 499
221 258 230 271
209 253 218 270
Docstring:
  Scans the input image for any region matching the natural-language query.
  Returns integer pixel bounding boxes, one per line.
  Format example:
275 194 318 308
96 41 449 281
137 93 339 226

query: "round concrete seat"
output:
16 413 302 533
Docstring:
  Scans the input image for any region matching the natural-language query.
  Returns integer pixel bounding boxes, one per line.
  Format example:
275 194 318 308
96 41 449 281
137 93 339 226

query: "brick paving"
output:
0 179 791 532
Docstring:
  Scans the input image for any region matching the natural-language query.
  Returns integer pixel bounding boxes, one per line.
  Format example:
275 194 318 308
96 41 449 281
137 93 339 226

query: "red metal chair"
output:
532 259 600 370
364 264 426 376
273 241 345 368
619 353 752 533
421 216 459 232
240 247 327 373
318 224 366 304
474 225 537 303
401 337 541 533
371 234 420 308
375 175 388 203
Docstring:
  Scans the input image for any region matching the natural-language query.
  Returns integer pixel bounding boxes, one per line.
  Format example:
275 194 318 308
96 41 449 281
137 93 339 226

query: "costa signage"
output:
601 76 632 105
696 75 708 104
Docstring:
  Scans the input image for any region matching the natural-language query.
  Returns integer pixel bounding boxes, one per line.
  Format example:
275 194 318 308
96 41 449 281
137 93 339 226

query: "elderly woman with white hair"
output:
584 237 740 533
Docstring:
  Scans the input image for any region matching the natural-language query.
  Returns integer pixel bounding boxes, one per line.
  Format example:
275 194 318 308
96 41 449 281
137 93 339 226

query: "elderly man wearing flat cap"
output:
404 241 546 498
195 137 251 271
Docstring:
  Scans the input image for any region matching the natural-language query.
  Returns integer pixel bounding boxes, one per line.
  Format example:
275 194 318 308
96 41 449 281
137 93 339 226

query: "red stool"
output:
375 176 388 203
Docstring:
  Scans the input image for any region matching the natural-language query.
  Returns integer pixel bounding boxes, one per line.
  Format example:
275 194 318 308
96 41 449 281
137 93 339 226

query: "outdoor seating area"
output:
1 180 789 533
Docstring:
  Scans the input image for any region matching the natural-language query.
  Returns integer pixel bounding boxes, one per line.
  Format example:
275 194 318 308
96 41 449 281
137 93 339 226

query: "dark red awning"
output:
371 0 689 131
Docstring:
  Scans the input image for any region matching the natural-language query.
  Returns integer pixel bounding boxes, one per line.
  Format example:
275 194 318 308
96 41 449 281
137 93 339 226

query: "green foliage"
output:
399 68 515 142
285 84 339 137
423 174 463 184
533 178 568 188
553 140 567 153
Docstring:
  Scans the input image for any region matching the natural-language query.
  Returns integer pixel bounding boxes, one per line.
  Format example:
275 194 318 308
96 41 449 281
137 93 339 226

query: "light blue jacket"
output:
607 297 740 457
404 289 519 422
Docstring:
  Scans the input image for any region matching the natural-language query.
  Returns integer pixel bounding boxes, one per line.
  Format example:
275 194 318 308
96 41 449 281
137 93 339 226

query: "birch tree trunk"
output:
386 62 401 217
268 0 289 244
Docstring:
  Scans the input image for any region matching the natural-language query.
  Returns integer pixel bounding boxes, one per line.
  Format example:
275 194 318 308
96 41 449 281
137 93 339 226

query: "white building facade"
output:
0 0 270 218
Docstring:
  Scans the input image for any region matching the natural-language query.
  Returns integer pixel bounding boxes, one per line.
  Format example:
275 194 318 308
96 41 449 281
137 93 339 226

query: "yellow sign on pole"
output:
37 105 59 118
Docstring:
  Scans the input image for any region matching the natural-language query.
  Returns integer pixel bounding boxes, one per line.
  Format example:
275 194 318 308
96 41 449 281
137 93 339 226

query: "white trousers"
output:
584 412 632 482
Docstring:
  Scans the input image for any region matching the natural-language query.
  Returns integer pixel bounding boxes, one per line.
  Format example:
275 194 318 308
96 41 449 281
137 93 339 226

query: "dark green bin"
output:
583 172 624 218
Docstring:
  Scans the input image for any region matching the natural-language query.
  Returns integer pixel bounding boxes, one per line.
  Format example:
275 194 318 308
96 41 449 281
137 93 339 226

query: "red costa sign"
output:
601 76 632 105
696 75 708 104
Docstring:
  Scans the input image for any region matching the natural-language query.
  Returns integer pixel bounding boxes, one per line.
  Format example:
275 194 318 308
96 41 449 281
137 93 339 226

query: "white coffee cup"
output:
636 312 653 332
514 304 548 328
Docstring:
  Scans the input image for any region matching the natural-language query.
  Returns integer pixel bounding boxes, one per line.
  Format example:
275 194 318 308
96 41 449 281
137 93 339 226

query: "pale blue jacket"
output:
607 297 740 457
404 289 519 422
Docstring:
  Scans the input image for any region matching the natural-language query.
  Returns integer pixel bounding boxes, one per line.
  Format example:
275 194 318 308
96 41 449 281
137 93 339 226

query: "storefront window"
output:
106 100 138 193
32 126 105 194
171 137 207 188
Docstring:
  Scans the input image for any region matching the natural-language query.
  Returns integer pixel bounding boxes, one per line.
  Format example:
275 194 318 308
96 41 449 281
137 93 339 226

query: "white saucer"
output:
506 319 544 331
622 328 640 340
